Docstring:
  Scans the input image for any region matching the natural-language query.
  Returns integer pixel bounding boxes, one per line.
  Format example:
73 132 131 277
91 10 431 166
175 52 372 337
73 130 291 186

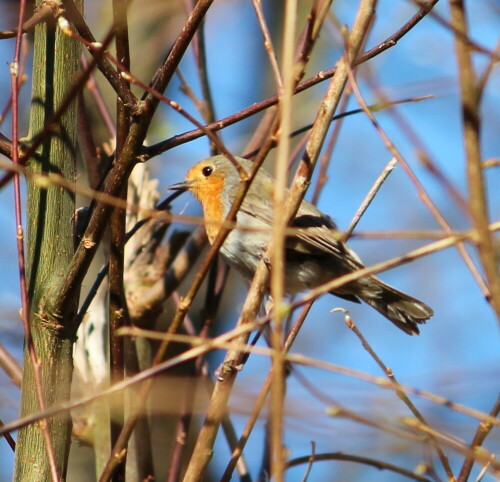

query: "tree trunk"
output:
13 2 82 480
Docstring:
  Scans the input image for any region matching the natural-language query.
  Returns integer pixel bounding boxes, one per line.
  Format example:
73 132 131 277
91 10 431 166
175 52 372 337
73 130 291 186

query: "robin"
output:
170 155 433 335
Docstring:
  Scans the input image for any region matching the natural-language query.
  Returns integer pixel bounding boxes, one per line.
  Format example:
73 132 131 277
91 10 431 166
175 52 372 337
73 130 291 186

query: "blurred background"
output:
0 0 499 480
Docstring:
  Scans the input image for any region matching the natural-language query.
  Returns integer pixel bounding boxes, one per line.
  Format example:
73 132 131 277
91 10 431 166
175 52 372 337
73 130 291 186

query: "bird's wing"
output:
239 194 364 271
291 216 364 271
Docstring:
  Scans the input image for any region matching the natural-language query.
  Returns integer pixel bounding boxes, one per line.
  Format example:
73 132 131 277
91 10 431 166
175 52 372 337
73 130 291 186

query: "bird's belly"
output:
219 229 343 294
220 228 266 281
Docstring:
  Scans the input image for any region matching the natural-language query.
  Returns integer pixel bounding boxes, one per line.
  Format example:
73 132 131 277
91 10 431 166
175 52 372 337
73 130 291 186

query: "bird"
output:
169 155 433 335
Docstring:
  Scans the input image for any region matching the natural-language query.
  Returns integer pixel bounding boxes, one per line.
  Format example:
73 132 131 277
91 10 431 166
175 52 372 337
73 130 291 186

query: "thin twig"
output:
0 418 16 451
343 313 454 479
477 40 500 101
251 0 283 90
344 158 397 239
310 90 350 205
80 54 117 139
186 0 218 149
300 441 316 482
286 452 432 481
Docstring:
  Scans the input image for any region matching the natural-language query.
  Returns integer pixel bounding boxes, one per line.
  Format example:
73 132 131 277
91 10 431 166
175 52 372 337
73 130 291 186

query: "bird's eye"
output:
202 166 213 177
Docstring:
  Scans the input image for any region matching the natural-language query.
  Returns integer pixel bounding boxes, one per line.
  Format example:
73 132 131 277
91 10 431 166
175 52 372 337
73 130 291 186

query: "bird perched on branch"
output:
170 155 433 335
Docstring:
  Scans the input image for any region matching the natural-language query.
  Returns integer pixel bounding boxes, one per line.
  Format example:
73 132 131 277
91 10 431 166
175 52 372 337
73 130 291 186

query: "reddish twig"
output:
0 418 16 451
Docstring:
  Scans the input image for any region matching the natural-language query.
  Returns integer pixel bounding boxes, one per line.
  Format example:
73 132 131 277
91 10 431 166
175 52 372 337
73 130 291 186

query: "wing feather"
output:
238 195 364 272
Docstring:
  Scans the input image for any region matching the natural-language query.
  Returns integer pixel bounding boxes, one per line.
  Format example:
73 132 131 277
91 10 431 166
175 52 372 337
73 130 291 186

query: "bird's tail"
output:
356 278 433 335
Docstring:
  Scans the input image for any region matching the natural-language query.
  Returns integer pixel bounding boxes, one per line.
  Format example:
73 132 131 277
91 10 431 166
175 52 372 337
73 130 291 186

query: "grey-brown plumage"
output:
171 155 434 335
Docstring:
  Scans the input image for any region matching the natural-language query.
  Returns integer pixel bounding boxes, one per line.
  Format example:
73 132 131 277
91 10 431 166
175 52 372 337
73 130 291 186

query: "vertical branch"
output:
98 4 216 480
220 301 315 481
449 0 500 322
108 1 132 479
13 0 82 480
182 128 281 482
270 1 297 480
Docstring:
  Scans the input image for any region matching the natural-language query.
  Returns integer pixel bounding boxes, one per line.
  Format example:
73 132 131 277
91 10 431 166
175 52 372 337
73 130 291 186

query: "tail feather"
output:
354 279 433 335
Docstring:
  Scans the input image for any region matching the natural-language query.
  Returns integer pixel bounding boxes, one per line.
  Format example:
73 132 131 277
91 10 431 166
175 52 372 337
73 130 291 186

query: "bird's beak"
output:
168 181 192 192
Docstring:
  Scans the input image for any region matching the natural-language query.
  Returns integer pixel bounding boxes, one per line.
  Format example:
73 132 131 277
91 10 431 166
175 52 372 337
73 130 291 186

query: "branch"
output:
61 0 137 110
0 342 22 387
458 395 500 481
143 0 439 159
0 2 56 39
449 0 500 322
286 452 431 481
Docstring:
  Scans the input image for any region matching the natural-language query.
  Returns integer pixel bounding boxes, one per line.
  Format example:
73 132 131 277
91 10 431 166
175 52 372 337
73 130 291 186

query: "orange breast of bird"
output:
192 173 226 243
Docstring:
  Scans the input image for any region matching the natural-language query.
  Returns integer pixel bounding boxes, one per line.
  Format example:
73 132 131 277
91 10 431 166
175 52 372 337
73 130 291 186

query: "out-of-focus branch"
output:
220 301 315 481
0 2 56 39
458 395 500 481
0 342 22 387
449 0 500 322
